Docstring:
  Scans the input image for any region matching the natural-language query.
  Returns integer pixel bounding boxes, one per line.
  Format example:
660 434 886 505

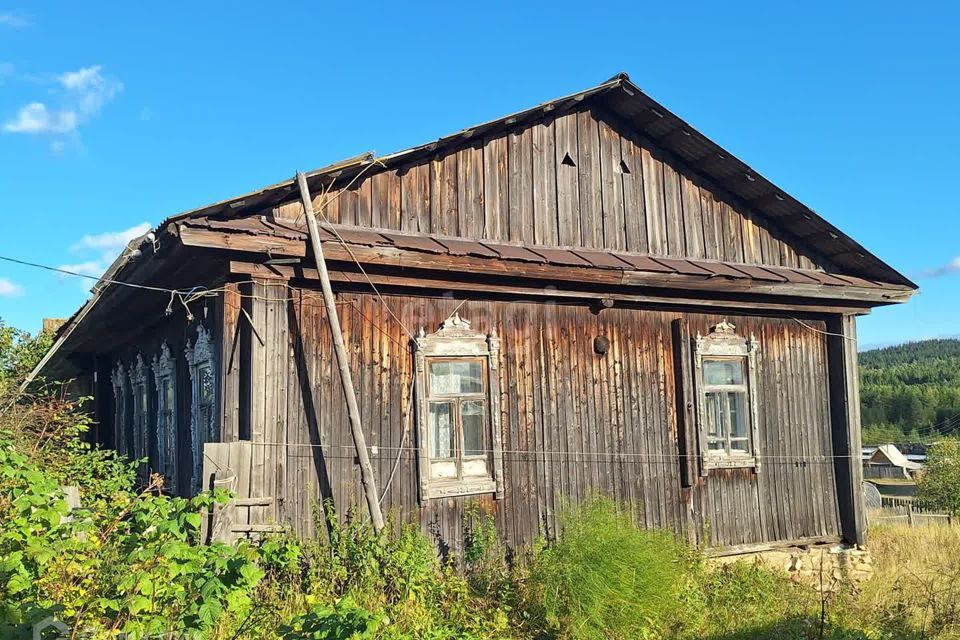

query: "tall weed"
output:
523 498 688 639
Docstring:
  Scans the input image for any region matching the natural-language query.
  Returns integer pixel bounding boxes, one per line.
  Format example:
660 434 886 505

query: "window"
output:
186 325 217 493
414 314 504 501
130 354 151 481
152 341 177 493
111 362 128 455
694 321 760 471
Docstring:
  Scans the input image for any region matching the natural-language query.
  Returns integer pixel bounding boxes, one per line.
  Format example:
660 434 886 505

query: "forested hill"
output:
859 339 960 444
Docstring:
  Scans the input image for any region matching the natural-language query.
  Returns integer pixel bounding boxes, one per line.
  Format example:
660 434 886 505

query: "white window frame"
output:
185 325 216 493
694 320 761 472
152 341 177 493
111 362 128 456
414 314 504 502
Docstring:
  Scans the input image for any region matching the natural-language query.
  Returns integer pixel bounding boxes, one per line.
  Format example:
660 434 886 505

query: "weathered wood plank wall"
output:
236 284 840 553
274 108 827 272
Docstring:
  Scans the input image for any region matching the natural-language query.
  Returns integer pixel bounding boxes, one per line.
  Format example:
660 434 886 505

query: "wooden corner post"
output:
296 172 385 533
826 314 866 545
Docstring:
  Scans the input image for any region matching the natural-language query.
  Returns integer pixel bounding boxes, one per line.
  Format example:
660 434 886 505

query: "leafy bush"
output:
524 498 688 639
0 407 265 639
292 506 511 639
916 439 960 515
279 597 385 639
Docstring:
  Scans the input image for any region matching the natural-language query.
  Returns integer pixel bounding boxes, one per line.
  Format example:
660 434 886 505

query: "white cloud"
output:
2 65 123 144
4 102 77 134
57 260 109 278
71 222 151 254
0 277 24 297
917 256 960 279
0 11 30 28
59 222 151 288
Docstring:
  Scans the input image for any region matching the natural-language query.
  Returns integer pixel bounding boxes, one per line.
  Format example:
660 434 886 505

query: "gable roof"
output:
868 444 923 470
27 73 918 386
159 73 916 289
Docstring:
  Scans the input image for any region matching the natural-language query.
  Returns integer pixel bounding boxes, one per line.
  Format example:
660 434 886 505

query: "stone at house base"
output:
711 542 873 591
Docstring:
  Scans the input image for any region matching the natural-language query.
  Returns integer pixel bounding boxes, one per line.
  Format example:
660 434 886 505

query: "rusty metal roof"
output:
179 215 909 294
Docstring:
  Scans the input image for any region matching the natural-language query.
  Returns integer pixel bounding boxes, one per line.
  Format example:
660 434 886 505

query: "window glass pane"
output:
728 392 748 440
138 383 149 413
462 400 486 456
162 378 174 410
705 392 724 440
430 402 454 458
429 360 483 395
703 359 745 386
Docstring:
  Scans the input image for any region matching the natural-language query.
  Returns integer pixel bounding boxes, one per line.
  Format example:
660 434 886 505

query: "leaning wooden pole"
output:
296 171 385 533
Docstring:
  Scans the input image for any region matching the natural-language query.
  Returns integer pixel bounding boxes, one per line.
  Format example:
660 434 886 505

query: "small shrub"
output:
916 438 960 515
523 497 687 639
463 503 509 599
279 597 385 639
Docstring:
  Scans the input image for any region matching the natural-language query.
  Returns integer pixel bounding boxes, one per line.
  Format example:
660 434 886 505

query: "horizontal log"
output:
228 261 878 315
179 227 911 306
708 535 843 558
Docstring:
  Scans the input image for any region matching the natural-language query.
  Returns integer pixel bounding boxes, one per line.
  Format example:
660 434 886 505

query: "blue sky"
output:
0 2 956 349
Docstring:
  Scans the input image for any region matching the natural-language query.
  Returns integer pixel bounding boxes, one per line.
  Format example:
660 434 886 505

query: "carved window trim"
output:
186 325 216 493
414 314 504 502
694 321 761 472
152 341 177 493
111 362 128 456
129 354 150 471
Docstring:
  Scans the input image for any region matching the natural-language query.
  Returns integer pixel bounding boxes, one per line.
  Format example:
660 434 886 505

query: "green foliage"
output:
4 312 960 639
916 438 960 515
0 319 52 387
524 498 688 639
462 503 510 600
279 597 385 640
0 394 265 639
291 505 511 639
859 339 960 442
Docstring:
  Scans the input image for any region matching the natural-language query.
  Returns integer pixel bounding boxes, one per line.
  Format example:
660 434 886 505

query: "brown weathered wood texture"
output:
827 314 867 545
232 285 841 551
277 108 830 273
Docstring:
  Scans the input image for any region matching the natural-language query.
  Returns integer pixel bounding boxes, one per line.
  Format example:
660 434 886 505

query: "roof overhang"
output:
176 216 914 309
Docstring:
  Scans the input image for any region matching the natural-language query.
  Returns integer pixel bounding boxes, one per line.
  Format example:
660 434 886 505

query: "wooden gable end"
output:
274 107 831 272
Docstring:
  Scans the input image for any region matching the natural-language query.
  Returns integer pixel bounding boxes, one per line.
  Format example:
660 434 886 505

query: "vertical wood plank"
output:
577 111 603 248
598 120 627 250
483 135 509 241
620 134 648 253
554 112 582 246
458 145 485 238
680 176 706 259
662 164 685 256
532 120 559 245
641 148 667 254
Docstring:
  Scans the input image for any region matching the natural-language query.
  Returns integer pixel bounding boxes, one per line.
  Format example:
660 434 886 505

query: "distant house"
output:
29 73 917 554
864 444 923 480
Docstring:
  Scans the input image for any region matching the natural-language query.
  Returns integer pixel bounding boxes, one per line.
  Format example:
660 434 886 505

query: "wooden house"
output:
863 444 923 480
31 73 917 554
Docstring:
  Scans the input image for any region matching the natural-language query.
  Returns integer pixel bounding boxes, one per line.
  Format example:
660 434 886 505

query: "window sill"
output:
703 456 757 470
424 478 497 500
